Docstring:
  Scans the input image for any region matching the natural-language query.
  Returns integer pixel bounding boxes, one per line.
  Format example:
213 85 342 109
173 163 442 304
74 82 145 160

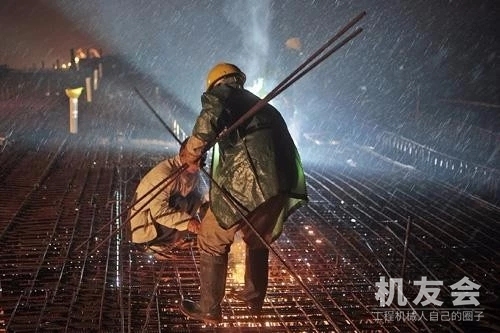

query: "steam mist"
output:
223 0 272 84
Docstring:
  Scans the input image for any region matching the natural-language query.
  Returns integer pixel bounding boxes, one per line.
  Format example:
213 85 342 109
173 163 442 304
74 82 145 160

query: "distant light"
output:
285 37 302 51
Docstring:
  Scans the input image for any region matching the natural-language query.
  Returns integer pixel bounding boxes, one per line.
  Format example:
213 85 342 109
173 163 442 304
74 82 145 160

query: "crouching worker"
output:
129 138 206 252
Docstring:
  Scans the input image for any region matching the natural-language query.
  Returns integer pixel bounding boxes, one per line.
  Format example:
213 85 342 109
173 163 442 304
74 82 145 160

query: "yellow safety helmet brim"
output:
206 63 246 90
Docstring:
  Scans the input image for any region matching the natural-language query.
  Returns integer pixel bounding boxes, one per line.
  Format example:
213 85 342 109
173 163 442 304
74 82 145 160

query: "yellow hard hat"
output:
206 63 246 90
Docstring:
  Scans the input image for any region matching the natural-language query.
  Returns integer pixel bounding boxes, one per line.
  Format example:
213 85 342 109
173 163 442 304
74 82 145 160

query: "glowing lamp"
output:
65 87 83 99
65 87 83 133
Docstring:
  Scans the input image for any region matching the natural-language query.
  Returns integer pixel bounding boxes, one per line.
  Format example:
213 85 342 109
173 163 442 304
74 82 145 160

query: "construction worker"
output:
129 138 206 251
179 63 307 324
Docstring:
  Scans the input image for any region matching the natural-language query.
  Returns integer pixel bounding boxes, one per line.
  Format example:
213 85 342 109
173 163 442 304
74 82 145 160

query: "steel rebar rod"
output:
401 216 412 279
137 98 347 331
132 12 367 330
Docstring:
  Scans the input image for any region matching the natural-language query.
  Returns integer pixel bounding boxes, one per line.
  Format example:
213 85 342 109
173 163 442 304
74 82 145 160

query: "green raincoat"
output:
191 84 307 240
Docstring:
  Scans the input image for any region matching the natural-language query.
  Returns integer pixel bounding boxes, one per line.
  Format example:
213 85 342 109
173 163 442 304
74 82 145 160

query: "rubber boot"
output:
234 247 269 314
180 253 228 324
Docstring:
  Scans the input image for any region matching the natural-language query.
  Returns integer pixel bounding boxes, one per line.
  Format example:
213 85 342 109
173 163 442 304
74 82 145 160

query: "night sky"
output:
0 0 105 69
1 0 498 128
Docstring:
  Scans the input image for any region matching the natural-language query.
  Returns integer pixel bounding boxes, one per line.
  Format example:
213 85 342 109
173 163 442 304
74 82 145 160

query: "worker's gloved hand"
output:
187 219 201 234
180 136 206 167
181 149 200 166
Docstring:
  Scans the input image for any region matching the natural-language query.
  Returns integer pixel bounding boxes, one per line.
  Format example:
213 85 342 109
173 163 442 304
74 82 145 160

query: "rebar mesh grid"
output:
0 73 499 333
